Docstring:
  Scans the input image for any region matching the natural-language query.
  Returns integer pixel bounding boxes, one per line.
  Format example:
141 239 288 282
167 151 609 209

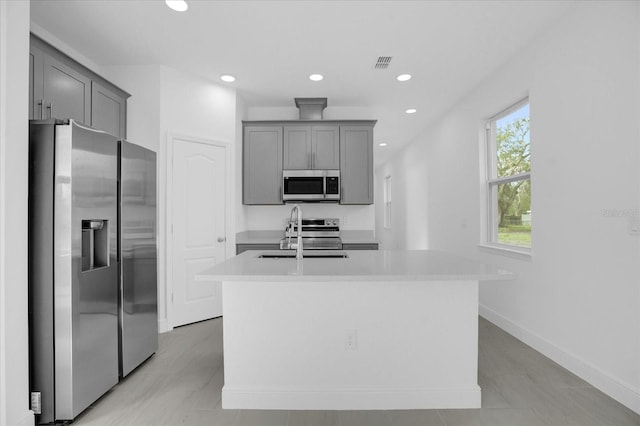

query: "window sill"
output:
478 243 532 261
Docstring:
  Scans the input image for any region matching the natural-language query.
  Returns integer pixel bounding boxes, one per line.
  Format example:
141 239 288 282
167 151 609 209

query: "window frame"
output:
383 175 392 229
483 97 532 255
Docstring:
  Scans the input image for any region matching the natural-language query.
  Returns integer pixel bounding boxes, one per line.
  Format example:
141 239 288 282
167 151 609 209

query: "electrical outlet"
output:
345 329 358 350
629 216 640 236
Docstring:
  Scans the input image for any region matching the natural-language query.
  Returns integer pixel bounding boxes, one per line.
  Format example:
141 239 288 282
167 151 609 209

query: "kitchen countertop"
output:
236 230 379 245
200 249 514 282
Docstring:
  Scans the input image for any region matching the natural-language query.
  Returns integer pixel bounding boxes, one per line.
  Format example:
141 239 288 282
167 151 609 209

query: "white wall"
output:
376 1 640 414
103 65 238 332
245 204 375 231
235 95 249 232
0 1 33 425
242 106 377 231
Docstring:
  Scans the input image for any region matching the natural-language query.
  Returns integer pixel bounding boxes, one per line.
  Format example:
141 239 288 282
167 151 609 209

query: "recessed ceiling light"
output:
405 108 417 114
397 74 412 82
309 74 324 81
379 143 388 147
165 0 188 12
221 75 236 83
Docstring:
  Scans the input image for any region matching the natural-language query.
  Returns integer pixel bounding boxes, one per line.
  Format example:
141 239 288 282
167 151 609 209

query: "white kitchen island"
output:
199 249 514 410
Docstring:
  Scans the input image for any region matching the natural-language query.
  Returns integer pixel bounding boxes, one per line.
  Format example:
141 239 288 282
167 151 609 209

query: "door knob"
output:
217 237 226 243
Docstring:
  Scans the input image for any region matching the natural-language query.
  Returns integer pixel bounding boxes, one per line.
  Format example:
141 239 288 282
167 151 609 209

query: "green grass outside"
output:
498 226 531 247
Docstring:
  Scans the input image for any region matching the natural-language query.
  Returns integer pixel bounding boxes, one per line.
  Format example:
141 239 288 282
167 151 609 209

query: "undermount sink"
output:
256 250 348 259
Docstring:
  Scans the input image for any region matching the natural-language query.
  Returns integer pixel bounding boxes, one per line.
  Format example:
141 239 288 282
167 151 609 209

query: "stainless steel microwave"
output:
282 170 340 202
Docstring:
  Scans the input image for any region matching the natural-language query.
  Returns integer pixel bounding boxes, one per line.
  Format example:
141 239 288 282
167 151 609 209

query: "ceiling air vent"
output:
374 56 392 69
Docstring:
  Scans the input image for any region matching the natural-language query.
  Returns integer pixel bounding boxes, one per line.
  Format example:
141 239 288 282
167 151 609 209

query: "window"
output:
486 99 531 249
384 175 392 229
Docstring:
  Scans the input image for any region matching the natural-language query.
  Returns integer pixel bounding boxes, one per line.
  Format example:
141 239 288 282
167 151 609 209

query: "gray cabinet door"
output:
340 125 374 204
42 53 91 124
91 82 126 138
243 126 284 204
29 45 45 120
284 125 339 170
283 126 311 169
312 125 340 169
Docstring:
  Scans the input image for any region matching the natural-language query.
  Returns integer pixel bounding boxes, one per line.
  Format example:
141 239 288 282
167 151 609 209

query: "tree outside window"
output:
487 101 531 248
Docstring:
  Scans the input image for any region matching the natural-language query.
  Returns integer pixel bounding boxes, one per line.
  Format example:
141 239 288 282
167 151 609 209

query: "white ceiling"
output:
30 0 579 165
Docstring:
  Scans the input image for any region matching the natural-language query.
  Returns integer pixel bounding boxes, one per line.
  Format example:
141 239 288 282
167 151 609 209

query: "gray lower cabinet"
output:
340 125 374 204
30 35 129 138
237 244 281 254
243 125 284 204
342 243 379 250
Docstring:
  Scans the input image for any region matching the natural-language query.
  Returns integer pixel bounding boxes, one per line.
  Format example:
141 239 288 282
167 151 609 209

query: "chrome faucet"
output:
289 204 303 259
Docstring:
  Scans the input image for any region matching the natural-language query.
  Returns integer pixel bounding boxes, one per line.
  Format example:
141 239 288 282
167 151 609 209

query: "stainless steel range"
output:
280 218 342 250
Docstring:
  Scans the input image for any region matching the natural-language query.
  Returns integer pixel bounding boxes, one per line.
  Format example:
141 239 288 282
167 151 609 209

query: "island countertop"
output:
200 249 514 282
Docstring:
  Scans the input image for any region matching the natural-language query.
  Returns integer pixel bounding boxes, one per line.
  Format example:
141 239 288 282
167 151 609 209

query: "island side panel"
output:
221 279 480 410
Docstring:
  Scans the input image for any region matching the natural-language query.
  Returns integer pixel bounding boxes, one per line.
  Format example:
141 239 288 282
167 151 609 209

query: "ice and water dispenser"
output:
81 219 109 271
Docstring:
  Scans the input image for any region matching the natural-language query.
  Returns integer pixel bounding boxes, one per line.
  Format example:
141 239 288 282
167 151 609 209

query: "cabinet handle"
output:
217 237 226 243
46 102 53 119
37 100 44 119
312 152 316 169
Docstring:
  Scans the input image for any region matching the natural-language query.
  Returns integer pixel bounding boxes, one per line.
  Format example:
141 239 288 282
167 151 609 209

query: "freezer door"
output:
54 120 119 420
119 140 158 377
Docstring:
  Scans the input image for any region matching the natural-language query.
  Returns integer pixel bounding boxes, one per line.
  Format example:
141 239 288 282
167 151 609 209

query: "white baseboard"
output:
158 318 171 334
480 304 640 415
222 386 481 410
10 410 34 426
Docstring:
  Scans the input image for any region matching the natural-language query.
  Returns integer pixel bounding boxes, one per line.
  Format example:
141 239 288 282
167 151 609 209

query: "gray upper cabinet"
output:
283 125 339 170
312 125 340 169
42 53 91 125
283 126 311 169
29 45 40 120
340 125 374 205
91 82 126 139
29 35 129 138
243 125 284 205
30 42 90 124
243 120 374 205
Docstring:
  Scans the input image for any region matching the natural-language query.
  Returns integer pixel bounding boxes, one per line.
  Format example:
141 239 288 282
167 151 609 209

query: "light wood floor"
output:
74 317 640 426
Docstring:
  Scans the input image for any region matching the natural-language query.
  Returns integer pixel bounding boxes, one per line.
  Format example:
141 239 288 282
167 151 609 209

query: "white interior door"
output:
171 137 226 327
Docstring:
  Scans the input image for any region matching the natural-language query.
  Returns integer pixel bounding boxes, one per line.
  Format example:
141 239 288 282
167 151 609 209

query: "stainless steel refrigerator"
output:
29 121 158 424
118 140 158 378
29 119 119 423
